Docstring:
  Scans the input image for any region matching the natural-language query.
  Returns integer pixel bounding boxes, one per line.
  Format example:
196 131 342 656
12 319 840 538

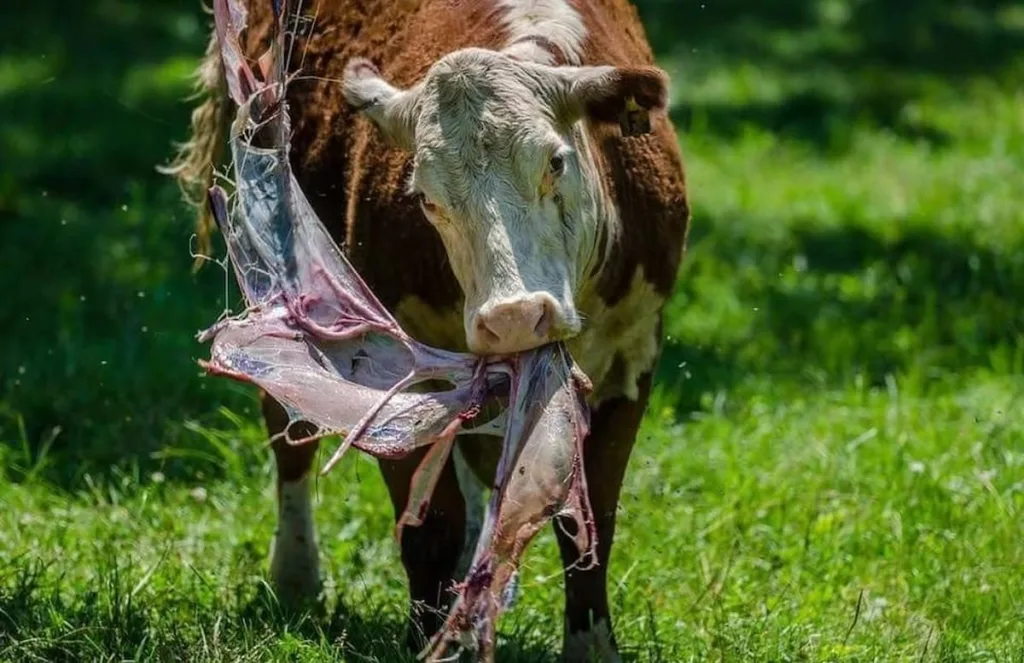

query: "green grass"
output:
2 1 1023 661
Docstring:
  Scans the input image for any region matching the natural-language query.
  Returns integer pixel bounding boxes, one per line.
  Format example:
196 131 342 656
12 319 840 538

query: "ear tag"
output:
620 95 652 137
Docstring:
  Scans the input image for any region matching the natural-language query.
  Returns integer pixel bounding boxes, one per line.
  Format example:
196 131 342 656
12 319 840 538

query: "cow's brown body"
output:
170 1 689 659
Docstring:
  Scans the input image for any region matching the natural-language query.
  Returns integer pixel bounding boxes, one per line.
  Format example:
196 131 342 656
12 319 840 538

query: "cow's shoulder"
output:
571 265 666 406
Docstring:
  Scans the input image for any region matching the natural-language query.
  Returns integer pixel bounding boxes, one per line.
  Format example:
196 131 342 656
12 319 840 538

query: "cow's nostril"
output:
477 318 501 344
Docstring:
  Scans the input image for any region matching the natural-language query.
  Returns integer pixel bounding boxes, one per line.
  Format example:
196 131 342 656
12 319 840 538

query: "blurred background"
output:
2 1 1022 660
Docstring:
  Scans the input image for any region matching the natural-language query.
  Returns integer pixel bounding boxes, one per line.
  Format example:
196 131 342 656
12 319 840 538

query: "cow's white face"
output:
344 48 667 355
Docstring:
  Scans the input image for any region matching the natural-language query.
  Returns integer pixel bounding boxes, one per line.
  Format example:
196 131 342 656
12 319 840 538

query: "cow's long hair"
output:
160 28 230 265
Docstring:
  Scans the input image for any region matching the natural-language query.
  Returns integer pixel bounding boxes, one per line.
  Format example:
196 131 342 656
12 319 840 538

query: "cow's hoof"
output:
268 558 322 608
562 619 621 663
404 604 445 655
268 543 322 607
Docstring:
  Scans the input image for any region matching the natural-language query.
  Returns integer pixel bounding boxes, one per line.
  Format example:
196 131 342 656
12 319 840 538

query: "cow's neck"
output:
570 129 667 408
573 125 618 295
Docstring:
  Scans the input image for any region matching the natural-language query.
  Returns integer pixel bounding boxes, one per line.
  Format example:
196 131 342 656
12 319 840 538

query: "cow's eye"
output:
549 153 565 177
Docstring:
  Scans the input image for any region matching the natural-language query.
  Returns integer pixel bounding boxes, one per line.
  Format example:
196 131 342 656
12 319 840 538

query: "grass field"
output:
2 1 1023 661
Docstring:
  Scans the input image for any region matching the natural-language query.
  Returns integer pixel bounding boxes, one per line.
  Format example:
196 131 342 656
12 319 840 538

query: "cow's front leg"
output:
262 393 323 605
379 449 467 653
554 372 653 663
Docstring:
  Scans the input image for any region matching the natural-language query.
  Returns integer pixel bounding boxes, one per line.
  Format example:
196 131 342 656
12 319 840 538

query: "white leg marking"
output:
563 618 621 663
269 476 321 603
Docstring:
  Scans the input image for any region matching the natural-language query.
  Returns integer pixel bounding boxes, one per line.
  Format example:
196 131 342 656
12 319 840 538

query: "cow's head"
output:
343 48 668 355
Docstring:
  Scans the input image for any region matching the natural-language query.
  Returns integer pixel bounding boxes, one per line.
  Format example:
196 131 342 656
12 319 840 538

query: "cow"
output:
166 0 690 660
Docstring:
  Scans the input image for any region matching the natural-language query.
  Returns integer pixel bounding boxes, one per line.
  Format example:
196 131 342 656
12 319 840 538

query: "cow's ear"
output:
556 65 669 136
343 58 419 150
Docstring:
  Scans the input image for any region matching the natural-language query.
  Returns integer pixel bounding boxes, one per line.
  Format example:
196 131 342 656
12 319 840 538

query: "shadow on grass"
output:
0 0 253 488
636 0 1024 149
656 218 1024 414
637 0 1024 76
0 560 564 663
669 87 953 152
272 597 566 663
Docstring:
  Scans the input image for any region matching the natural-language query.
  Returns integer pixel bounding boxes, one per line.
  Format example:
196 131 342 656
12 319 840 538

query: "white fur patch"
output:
269 477 321 602
570 266 664 405
497 0 586 66
563 618 621 663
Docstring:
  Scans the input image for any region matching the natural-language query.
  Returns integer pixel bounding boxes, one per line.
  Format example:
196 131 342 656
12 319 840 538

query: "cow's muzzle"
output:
467 292 578 355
